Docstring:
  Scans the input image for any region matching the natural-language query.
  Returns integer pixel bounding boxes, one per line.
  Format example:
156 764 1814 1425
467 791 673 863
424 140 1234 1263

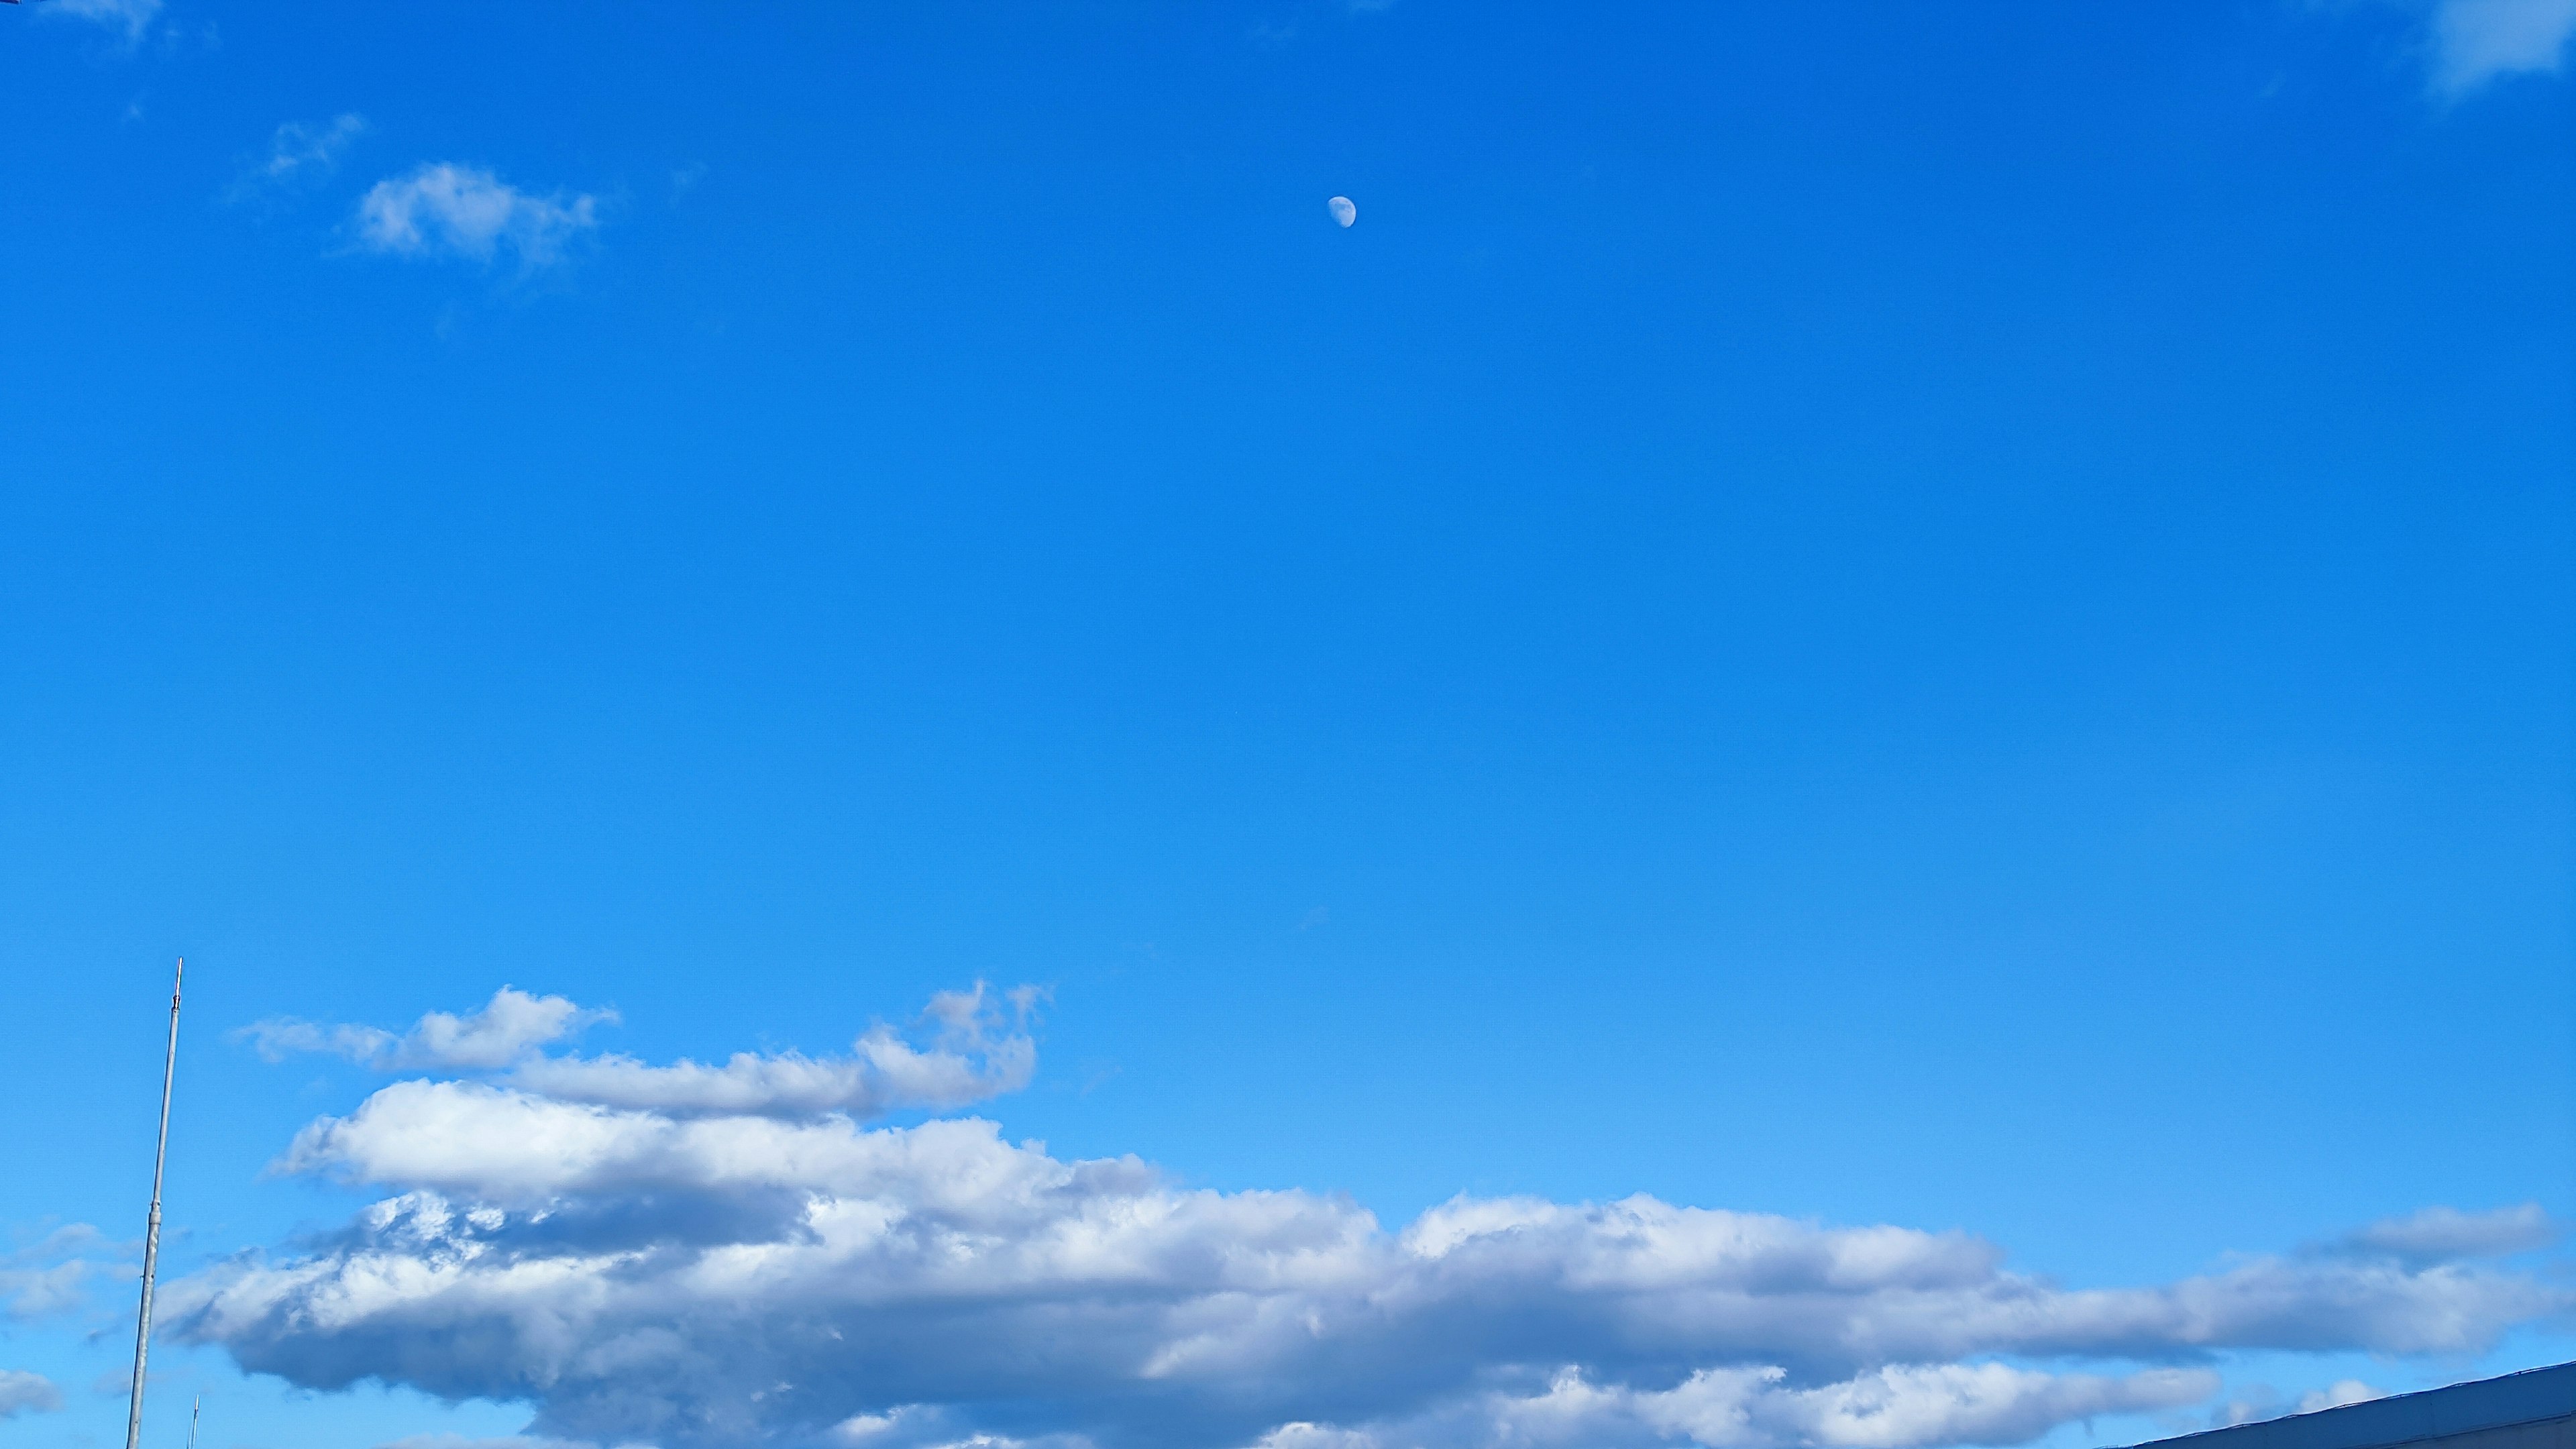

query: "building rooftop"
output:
2120 1364 2576 1449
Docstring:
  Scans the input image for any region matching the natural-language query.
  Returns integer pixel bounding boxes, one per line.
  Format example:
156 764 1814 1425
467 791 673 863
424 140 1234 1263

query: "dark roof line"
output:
2117 1363 2576 1449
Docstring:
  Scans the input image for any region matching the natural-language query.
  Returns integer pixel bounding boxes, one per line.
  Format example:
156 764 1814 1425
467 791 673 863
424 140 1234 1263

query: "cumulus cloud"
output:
0 1370 64 1420
2429 0 2576 93
352 164 601 270
170 988 2575 1449
234 114 368 196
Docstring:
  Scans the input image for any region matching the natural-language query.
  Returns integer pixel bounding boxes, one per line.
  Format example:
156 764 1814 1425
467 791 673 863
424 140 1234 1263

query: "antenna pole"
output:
123 958 182 1449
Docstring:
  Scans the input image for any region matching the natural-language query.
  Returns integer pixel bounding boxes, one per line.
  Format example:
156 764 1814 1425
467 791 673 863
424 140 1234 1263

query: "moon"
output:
1327 195 1356 228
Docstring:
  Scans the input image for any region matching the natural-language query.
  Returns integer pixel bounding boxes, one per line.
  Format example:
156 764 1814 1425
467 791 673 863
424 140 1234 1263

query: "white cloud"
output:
241 984 1037 1121
2430 0 2576 93
2296 1381 2383 1413
352 164 602 270
1 1224 119 1320
1440 1362 2221 1449
236 114 368 195
241 987 614 1071
514 983 1039 1118
44 0 159 42
374 1436 599 1449
1252 1426 1382 1449
2339 1203 2557 1263
2 1259 94 1318
171 987 2576 1449
0 1370 64 1421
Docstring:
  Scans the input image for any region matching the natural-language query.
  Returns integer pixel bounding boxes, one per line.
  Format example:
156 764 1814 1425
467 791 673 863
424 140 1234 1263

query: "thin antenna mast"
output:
123 958 182 1449
186 1393 201 1449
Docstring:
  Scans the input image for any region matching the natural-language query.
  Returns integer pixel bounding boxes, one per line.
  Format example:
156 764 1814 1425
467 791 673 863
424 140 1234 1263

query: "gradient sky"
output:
2 4 2572 1449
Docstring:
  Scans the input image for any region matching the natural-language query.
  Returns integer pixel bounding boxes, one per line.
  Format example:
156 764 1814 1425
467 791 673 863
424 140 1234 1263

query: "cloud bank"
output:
2430 0 2576 93
180 989 2570 1449
353 164 601 270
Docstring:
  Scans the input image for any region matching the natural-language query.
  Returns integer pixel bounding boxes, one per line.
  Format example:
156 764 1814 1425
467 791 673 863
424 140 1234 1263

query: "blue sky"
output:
2 3 2571 1448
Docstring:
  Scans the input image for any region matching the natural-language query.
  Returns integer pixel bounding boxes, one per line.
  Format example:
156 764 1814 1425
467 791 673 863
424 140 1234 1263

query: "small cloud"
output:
241 983 1040 1123
2 1222 121 1320
831 1407 929 1444
1297 906 1330 930
4 1260 97 1319
233 114 366 197
374 1437 595 1449
8 1224 104 1258
2214 1390 2281 1428
2430 0 2576 95
0 1371 64 1421
238 987 613 1071
477 980 1038 1119
89 1365 178 1400
2298 1381 2385 1414
44 0 160 43
2338 1203 2557 1264
352 163 601 270
1256 1426 1381 1449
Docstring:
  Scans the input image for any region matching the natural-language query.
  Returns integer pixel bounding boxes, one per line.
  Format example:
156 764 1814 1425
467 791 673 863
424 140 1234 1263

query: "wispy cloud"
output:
174 988 2576 1449
0 1371 63 1421
2335 1202 2557 1263
351 164 601 270
232 114 367 197
44 0 160 43
374 1437 596 1449
241 983 1041 1121
240 986 615 1071
1363 1364 2220 1449
1 1224 120 1320
508 982 1042 1118
2428 0 2576 94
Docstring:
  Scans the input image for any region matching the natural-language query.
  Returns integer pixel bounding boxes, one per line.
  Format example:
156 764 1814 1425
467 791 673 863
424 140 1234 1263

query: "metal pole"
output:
123 958 182 1449
186 1393 200 1449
